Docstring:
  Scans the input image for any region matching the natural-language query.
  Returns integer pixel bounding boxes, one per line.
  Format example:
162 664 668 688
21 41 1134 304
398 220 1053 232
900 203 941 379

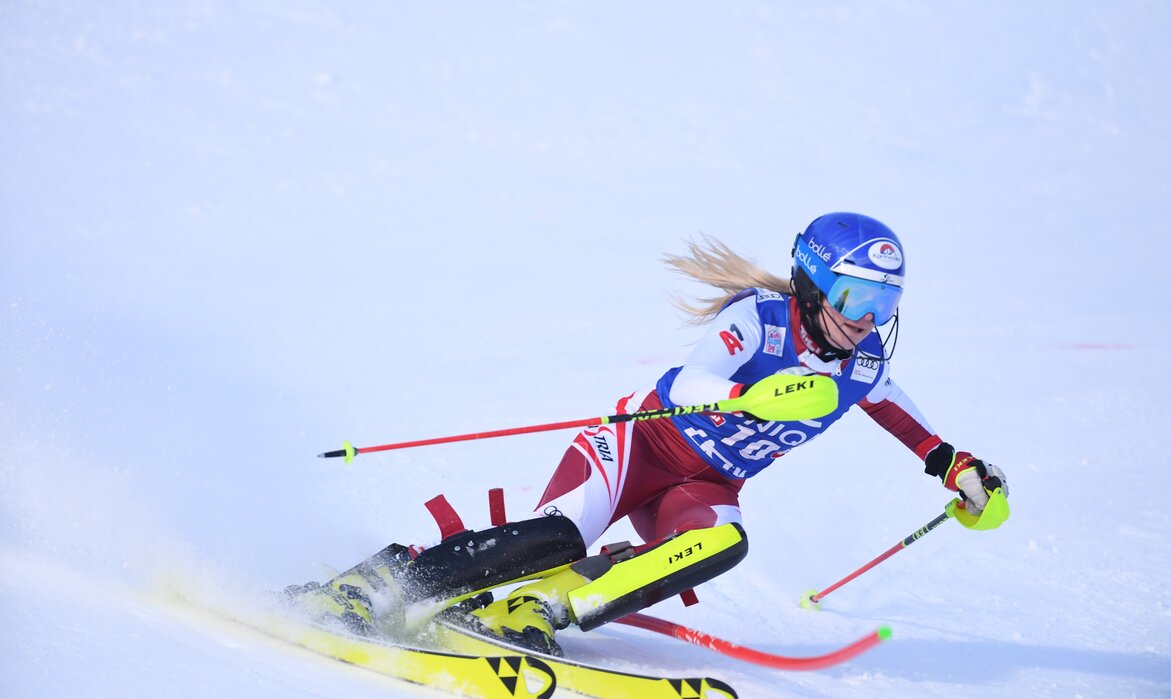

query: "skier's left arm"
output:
859 371 1009 517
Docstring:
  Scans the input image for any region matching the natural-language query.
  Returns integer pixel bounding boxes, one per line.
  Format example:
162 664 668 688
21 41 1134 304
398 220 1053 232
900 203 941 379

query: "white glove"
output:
952 461 1008 515
924 443 1009 516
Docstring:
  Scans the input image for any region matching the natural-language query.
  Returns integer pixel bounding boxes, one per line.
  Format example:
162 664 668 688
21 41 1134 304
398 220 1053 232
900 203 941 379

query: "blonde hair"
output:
663 236 792 324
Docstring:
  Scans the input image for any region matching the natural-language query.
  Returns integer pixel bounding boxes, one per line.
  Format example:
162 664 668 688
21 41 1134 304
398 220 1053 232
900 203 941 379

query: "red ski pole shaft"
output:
316 404 717 463
809 509 951 605
615 612 891 671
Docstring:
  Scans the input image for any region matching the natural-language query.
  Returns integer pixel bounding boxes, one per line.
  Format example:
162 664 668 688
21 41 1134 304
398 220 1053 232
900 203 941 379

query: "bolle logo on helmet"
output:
794 246 818 275
806 238 832 262
867 240 903 270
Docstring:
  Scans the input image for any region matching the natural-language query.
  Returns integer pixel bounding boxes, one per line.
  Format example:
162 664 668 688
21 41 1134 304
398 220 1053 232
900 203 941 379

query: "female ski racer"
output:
288 212 1009 655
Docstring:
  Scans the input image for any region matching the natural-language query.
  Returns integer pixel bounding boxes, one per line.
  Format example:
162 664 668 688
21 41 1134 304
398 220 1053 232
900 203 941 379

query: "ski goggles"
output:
823 275 902 325
795 238 903 324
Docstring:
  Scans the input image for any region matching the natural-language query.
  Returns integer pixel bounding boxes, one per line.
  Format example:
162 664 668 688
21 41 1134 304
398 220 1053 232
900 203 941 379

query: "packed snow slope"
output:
3 2 1169 697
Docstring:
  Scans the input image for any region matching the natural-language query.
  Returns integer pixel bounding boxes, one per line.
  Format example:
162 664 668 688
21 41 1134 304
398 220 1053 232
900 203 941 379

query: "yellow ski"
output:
432 619 739 699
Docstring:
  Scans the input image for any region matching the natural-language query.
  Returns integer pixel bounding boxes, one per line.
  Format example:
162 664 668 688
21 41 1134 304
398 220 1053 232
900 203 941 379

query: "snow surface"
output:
3 2 1170 697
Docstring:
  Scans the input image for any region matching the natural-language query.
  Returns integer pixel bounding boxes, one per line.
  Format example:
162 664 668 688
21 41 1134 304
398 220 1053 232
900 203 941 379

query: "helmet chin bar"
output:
823 302 901 363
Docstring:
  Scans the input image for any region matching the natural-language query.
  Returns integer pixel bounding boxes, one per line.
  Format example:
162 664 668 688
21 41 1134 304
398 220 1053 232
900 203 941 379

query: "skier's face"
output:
820 299 875 351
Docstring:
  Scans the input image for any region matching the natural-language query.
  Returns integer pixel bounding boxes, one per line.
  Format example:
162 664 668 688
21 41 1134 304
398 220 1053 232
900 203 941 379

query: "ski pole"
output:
802 489 1010 608
319 373 838 463
802 507 952 609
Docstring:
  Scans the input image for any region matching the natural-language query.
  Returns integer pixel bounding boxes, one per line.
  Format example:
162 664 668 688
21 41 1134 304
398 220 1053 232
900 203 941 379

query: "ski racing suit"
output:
287 288 954 645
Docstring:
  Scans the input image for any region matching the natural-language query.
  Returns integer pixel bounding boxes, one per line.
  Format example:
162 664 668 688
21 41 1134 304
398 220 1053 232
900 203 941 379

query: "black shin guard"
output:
393 515 587 614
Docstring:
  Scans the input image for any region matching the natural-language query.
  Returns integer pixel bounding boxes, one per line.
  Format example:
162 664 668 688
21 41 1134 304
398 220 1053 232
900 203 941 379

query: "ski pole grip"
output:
722 373 839 422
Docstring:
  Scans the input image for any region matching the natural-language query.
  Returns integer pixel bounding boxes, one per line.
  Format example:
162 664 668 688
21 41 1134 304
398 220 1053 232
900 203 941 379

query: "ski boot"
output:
284 516 587 636
283 542 414 636
464 567 590 656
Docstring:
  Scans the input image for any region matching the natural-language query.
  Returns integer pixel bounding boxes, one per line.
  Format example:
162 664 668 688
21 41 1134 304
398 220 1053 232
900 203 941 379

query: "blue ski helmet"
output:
791 212 905 325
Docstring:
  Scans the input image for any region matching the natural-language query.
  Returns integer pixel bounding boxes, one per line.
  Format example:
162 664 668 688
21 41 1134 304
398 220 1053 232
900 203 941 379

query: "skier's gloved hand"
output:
924 442 1008 516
